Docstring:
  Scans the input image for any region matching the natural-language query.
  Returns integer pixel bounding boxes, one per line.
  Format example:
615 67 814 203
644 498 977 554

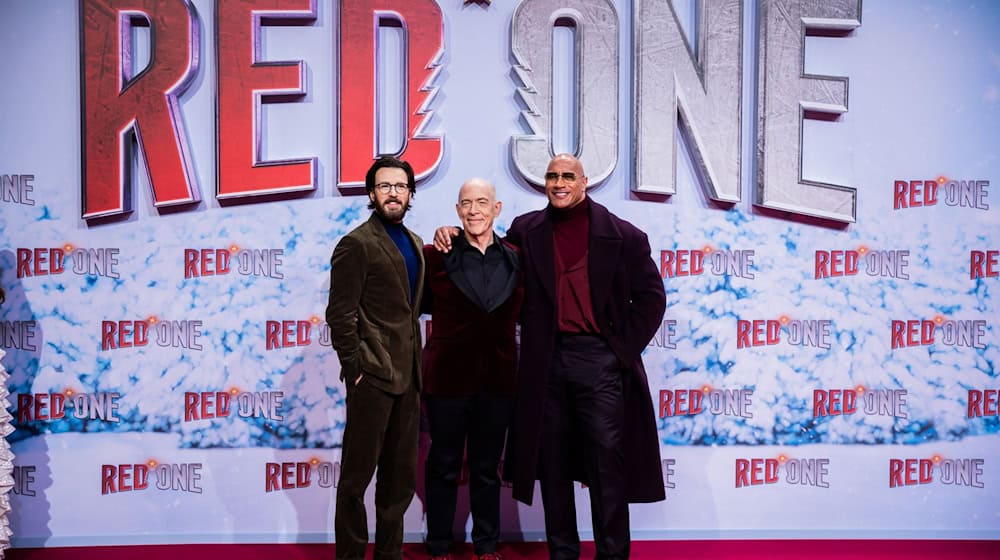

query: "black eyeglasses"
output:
373 182 409 194
544 172 577 182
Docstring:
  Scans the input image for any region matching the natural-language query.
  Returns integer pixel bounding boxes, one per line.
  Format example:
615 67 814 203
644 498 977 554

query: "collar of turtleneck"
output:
548 196 590 222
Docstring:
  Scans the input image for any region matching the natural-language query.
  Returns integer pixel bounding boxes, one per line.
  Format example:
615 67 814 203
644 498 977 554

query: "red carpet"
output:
6 541 999 560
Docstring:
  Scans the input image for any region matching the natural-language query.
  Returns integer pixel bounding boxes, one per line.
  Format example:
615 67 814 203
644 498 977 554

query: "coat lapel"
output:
442 234 483 308
588 201 622 314
487 240 521 313
368 214 413 310
525 215 556 304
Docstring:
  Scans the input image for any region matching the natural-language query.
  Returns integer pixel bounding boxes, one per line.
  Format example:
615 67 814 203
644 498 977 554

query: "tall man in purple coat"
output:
436 154 666 559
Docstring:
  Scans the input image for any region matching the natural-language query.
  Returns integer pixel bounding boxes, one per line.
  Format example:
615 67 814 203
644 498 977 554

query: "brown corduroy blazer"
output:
326 213 425 395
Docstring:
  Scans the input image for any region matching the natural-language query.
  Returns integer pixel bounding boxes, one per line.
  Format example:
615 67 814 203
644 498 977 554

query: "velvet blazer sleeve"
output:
420 245 437 316
325 235 366 382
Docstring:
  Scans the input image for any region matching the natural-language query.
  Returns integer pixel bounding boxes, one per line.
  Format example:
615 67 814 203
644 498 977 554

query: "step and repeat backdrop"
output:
1 0 998 548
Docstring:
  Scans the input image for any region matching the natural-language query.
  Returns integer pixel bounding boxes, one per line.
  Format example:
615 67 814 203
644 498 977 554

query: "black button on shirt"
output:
459 238 511 311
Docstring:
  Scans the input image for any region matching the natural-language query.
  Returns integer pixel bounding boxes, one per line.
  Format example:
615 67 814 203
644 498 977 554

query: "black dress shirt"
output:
458 234 512 311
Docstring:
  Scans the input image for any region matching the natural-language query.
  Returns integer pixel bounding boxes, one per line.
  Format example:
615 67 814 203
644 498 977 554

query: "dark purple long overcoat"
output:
502 199 667 505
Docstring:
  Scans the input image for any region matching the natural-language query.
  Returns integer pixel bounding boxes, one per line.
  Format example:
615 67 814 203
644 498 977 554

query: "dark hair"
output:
365 156 416 210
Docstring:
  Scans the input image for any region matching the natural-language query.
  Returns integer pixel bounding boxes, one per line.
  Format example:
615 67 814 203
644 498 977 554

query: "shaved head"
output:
550 153 583 173
455 177 502 244
457 177 496 203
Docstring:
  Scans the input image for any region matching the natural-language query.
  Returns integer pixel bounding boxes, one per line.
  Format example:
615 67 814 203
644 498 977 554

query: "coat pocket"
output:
358 333 393 381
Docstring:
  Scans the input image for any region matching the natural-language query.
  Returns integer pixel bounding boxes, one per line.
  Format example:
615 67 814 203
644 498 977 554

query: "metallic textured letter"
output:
511 0 619 186
633 0 742 201
756 0 861 222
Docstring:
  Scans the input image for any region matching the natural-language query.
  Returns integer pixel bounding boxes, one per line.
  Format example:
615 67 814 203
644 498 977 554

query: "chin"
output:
379 208 406 222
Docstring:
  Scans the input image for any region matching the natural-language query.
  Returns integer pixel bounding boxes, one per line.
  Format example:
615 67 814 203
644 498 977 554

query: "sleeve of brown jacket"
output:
325 234 366 382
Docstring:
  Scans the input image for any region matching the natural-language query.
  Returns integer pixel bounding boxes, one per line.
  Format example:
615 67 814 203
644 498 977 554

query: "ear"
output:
495 200 503 217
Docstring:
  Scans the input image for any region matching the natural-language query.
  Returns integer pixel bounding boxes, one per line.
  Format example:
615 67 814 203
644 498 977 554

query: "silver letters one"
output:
633 0 742 202
756 0 861 222
511 0 619 186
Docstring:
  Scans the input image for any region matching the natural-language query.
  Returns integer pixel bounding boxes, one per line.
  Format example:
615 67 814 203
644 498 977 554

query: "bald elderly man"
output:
420 178 524 560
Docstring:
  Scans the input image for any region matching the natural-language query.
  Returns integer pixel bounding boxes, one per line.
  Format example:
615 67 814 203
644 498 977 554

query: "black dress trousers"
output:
538 334 629 560
424 392 513 556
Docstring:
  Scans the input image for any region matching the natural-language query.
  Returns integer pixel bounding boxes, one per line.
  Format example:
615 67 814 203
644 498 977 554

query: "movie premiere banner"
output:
0 0 998 548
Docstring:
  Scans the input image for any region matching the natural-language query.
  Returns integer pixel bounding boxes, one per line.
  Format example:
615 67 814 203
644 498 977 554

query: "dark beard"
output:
374 198 409 223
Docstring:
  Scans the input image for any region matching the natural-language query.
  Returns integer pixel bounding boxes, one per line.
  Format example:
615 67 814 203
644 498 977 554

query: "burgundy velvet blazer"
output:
420 237 525 398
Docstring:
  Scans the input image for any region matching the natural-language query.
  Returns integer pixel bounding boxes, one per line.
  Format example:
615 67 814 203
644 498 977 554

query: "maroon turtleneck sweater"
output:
550 198 599 334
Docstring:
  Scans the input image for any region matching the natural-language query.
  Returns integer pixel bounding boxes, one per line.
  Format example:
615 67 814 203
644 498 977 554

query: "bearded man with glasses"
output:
327 156 425 560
